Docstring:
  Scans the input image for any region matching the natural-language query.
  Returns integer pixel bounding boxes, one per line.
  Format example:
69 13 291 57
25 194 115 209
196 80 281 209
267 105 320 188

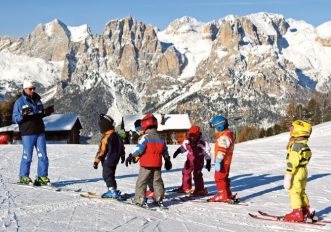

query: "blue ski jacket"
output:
12 92 46 136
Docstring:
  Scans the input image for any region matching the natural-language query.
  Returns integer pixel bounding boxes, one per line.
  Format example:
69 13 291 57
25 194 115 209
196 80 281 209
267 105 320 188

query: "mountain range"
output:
1 12 331 136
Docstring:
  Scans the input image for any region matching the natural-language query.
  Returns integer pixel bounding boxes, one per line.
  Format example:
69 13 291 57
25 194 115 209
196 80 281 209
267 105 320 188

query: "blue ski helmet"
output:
210 115 228 132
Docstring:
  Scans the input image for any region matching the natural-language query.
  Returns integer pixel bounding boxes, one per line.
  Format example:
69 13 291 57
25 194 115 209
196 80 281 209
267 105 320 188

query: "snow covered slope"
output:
0 122 330 231
0 51 62 89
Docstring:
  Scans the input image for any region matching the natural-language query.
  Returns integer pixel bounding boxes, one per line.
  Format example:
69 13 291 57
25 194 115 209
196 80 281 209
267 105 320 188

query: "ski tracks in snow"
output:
0 177 90 231
0 174 19 231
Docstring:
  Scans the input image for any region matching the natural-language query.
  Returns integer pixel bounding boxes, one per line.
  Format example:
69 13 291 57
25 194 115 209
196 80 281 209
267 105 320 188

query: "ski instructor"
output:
12 80 54 186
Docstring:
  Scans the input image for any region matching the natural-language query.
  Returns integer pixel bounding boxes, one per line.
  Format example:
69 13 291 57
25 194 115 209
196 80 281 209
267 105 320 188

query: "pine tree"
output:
259 128 266 138
305 98 321 125
319 94 330 123
237 126 259 143
0 92 21 127
266 127 273 137
280 101 298 130
273 124 282 134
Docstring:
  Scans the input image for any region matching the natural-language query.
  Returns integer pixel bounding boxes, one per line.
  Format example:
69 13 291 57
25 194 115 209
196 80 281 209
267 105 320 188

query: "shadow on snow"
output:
51 167 184 188
52 167 330 203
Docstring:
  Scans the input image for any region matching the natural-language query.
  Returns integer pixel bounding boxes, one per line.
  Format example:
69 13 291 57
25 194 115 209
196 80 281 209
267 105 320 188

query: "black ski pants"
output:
102 166 117 189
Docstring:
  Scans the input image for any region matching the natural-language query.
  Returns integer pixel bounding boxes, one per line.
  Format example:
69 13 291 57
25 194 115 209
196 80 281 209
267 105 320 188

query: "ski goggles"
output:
209 120 225 128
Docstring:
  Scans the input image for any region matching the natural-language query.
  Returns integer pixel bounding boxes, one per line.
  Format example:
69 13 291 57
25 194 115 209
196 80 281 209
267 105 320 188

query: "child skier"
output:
93 114 125 198
125 114 172 207
133 119 156 201
208 115 236 202
172 125 211 195
283 120 315 222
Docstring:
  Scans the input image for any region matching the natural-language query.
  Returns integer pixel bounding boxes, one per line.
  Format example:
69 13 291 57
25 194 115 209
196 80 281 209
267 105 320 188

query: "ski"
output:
168 187 194 193
258 210 331 224
79 192 133 201
80 192 158 211
170 196 247 205
13 182 82 193
170 192 247 205
151 201 169 210
248 213 326 226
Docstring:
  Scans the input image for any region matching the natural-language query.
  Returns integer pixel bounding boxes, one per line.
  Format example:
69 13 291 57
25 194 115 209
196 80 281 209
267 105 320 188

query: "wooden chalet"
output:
121 114 191 144
0 114 82 144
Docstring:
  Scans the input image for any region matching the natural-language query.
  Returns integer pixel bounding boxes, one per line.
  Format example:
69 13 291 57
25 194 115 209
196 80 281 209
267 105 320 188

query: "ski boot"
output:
19 176 33 185
230 193 240 203
172 187 192 194
208 191 233 203
283 209 304 222
156 200 168 209
302 205 318 222
192 188 208 196
132 197 149 208
101 189 121 198
34 176 51 186
145 190 156 201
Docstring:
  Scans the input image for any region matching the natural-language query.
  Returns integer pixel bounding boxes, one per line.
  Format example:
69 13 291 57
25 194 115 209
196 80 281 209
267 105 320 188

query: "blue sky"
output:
1 0 331 37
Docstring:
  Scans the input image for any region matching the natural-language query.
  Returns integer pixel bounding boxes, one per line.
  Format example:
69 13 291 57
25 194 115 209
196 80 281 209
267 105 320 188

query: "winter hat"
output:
99 114 114 133
134 119 142 132
23 80 35 89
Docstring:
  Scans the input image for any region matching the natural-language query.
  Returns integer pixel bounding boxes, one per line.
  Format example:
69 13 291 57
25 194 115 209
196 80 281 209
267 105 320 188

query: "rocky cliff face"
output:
1 13 331 135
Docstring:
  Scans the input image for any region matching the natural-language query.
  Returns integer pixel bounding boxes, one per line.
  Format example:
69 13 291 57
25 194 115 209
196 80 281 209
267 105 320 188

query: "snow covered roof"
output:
0 114 81 132
0 123 17 132
43 114 81 131
122 114 191 132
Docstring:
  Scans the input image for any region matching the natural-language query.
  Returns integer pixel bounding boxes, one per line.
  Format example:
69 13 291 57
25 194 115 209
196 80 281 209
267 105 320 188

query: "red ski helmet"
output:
141 114 158 131
0 135 9 144
188 125 200 136
188 125 201 140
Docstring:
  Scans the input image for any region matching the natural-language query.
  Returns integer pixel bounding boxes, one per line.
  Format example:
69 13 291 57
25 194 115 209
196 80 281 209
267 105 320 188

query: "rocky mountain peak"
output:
163 16 202 35
1 14 331 136
316 21 331 46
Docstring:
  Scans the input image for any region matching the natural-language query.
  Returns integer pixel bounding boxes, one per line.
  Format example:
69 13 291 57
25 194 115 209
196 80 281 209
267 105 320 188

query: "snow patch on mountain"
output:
316 21 331 39
282 19 331 92
246 12 283 36
159 79 204 113
43 20 56 37
43 19 90 43
158 16 213 78
0 51 63 87
68 24 91 42
40 86 58 103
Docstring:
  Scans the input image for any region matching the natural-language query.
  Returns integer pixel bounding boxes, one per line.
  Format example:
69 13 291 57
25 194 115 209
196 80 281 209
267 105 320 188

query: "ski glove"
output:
93 162 98 169
120 155 125 164
215 154 224 172
22 107 32 116
283 174 292 190
44 105 54 116
133 156 140 163
164 157 172 171
125 154 134 167
206 159 211 172
173 148 181 159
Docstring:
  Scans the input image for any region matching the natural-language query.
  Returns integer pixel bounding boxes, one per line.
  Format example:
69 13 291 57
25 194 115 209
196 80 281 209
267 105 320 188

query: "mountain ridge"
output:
1 12 331 135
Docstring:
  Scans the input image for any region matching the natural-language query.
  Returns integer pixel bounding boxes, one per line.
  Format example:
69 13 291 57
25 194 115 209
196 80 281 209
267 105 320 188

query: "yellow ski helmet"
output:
290 120 312 138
